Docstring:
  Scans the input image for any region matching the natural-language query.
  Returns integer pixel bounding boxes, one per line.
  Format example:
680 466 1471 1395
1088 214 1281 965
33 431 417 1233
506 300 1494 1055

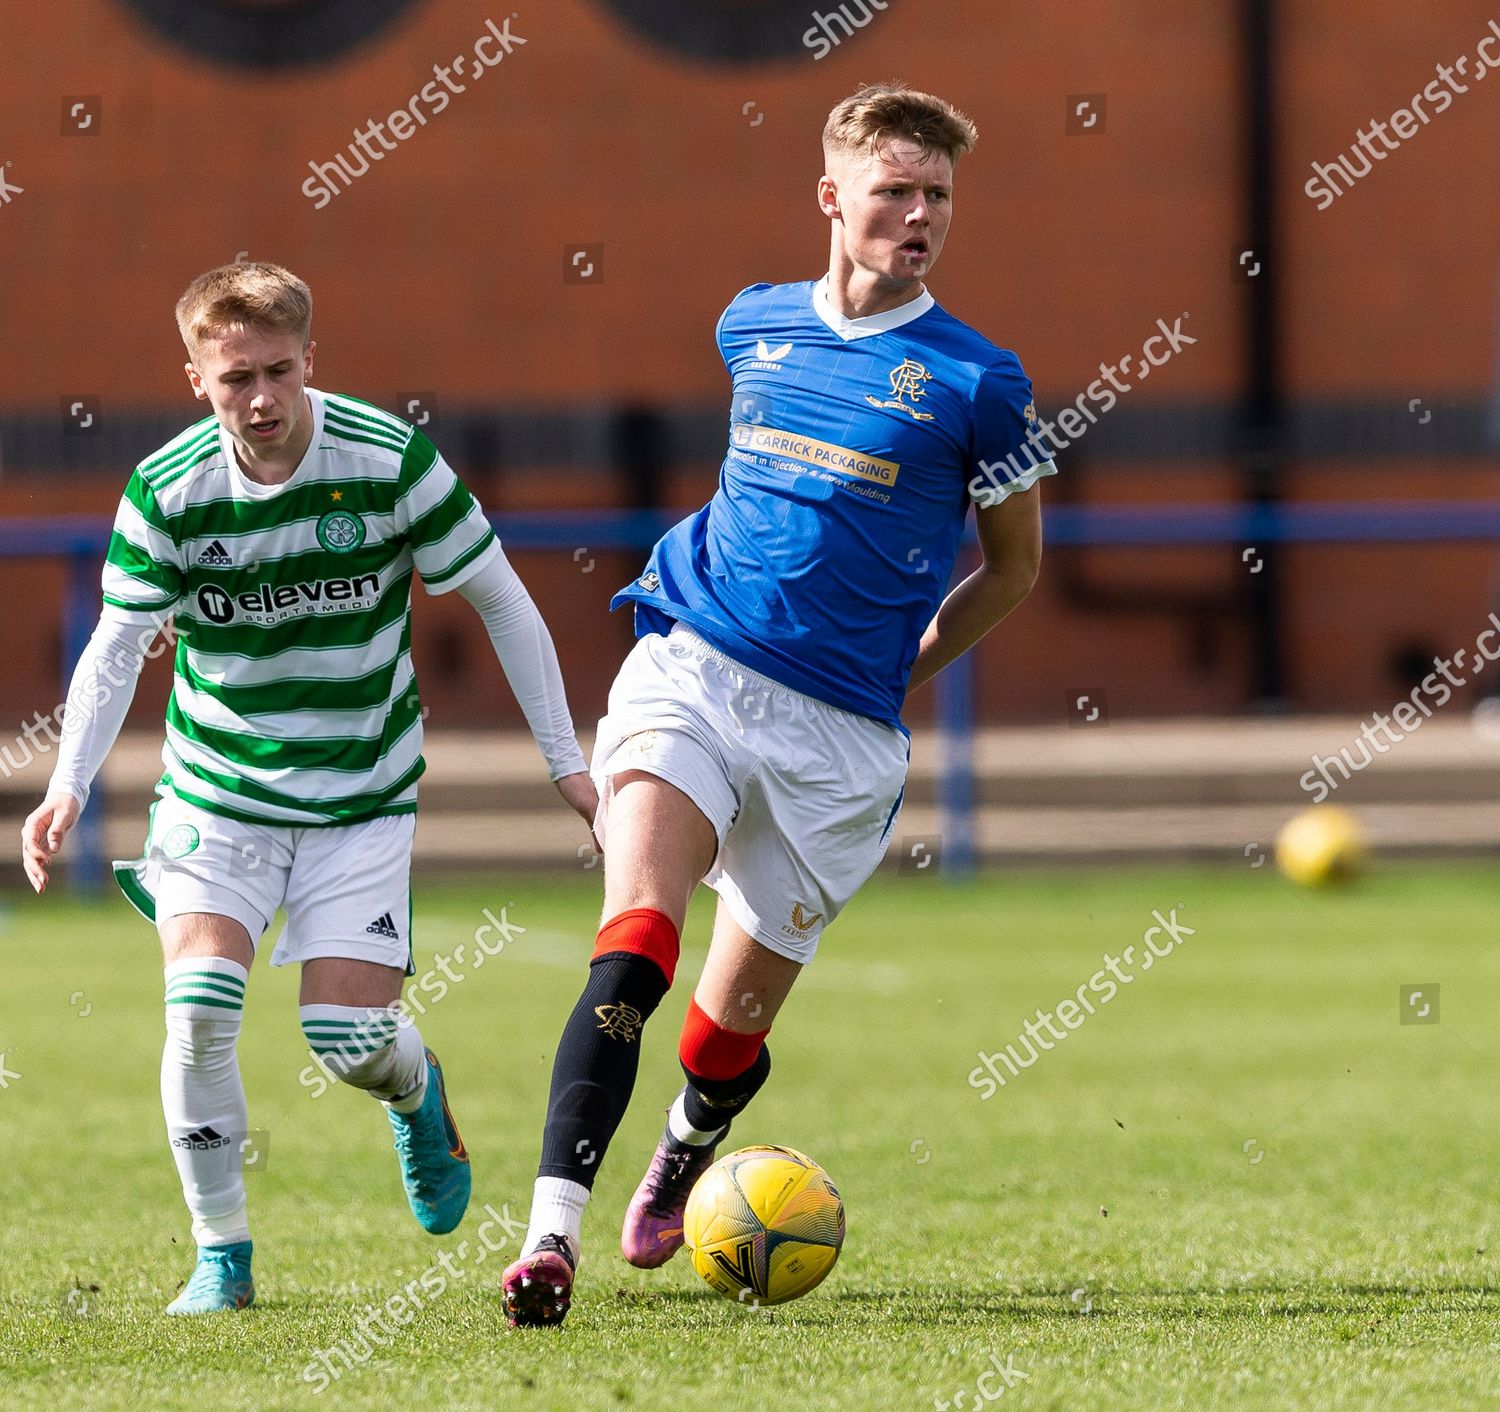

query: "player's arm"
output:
452 551 597 831
398 430 596 835
905 484 1042 695
21 608 159 893
22 469 181 893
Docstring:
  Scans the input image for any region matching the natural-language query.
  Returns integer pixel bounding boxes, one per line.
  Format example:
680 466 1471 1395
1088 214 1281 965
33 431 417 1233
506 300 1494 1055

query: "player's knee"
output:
679 996 772 1098
592 907 681 989
299 1007 401 1089
322 1042 400 1090
162 959 247 1057
164 1013 240 1066
575 951 673 1045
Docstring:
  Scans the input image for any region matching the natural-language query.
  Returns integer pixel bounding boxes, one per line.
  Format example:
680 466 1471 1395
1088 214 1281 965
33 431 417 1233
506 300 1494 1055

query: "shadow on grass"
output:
605 1281 1497 1325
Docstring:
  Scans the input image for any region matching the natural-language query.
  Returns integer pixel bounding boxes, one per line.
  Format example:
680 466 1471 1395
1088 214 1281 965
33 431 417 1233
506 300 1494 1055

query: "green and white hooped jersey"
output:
102 389 502 826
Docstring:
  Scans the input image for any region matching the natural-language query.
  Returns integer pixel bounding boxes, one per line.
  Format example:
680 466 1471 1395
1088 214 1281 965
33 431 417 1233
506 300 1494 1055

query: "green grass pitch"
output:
0 863 1496 1410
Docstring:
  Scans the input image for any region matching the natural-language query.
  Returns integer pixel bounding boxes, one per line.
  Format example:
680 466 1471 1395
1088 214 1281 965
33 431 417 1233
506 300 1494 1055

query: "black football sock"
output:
537 952 671 1188
671 1044 772 1148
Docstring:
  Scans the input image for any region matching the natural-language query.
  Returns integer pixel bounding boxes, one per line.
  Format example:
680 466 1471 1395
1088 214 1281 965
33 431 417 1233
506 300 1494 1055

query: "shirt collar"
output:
812 275 934 341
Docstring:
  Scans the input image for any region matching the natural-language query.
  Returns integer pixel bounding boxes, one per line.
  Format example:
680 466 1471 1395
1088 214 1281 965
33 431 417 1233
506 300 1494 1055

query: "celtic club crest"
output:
316 509 366 553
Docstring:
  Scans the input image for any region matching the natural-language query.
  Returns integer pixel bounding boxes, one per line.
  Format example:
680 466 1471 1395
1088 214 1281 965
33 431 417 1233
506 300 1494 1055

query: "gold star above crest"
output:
330 490 343 501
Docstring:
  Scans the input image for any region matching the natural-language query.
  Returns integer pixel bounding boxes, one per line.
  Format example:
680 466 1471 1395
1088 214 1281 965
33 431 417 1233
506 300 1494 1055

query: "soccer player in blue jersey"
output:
501 83 1055 1326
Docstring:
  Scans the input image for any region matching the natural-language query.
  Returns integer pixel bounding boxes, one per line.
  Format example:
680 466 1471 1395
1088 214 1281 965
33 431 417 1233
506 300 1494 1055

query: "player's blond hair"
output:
175 262 313 359
822 83 977 168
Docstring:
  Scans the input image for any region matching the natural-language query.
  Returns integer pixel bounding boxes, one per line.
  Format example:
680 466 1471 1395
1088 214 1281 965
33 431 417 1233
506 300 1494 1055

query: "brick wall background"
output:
1 0 1496 731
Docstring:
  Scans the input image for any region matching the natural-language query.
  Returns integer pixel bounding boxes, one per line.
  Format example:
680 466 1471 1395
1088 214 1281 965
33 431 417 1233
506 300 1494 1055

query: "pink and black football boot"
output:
501 1234 577 1328
620 1128 720 1269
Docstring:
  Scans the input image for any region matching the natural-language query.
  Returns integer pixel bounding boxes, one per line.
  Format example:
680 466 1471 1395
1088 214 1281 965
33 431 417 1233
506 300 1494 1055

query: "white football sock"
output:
667 1089 726 1147
161 957 251 1247
298 1004 428 1108
524 1177 588 1261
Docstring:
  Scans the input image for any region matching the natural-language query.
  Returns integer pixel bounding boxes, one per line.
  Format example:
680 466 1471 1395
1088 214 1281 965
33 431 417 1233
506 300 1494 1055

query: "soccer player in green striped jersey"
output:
19 262 598 1314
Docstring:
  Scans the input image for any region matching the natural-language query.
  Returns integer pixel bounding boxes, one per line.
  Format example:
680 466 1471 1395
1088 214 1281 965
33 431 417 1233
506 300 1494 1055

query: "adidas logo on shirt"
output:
172 1125 231 1150
196 540 232 566
365 912 399 940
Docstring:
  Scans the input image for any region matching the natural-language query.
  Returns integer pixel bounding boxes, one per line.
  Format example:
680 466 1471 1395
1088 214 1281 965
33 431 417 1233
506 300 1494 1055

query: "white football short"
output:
591 624 910 964
113 793 416 973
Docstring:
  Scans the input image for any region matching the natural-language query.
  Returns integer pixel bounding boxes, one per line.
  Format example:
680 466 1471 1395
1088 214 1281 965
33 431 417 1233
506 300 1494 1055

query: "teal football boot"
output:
165 1239 254 1315
387 1048 471 1234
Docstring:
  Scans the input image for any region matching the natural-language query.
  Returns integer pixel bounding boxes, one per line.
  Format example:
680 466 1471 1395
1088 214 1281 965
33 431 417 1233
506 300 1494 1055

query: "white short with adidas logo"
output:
113 793 415 973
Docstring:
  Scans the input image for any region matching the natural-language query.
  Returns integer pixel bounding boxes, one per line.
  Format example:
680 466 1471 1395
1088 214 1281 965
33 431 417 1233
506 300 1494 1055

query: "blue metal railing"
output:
7 500 1500 892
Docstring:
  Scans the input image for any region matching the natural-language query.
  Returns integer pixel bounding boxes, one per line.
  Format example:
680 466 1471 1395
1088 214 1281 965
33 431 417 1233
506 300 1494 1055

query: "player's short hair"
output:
822 83 977 169
175 262 313 359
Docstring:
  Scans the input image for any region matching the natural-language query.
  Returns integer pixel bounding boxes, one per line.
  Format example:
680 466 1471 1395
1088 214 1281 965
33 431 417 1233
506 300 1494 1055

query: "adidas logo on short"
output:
365 912 399 939
172 1125 231 1151
197 540 232 566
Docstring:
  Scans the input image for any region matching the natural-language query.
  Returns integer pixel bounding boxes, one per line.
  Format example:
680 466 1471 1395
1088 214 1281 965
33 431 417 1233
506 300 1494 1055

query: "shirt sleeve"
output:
395 429 502 594
454 550 589 781
966 357 1058 509
46 605 157 811
101 471 184 613
715 283 770 373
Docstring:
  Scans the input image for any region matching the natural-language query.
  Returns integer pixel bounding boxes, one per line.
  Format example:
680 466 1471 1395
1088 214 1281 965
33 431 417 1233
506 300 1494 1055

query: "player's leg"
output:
502 767 719 1326
159 910 260 1314
276 814 469 1233
619 658 910 1269
122 798 287 1315
297 954 469 1233
620 903 796 1267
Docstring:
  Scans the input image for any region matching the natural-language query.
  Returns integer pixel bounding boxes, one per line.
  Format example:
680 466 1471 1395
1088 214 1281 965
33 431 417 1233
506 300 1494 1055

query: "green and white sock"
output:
299 1004 427 1110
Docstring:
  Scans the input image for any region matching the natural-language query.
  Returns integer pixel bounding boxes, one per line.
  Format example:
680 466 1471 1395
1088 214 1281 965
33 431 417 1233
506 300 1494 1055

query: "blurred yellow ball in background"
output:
1275 805 1368 886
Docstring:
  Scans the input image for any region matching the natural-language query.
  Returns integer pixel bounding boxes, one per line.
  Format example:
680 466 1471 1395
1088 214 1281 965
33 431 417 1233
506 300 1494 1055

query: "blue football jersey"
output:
613 278 1055 727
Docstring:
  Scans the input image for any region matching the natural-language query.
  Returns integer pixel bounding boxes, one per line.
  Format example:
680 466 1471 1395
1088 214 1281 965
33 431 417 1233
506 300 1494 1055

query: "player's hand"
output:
554 771 602 854
21 792 81 895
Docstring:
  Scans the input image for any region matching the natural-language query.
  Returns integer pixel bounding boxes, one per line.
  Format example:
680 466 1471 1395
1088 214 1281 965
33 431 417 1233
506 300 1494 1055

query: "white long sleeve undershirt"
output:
451 548 588 782
44 608 156 811
45 545 587 810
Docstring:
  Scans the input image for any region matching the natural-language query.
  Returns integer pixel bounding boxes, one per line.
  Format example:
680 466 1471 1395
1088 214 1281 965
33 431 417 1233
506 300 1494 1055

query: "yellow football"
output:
1275 805 1367 886
682 1145 844 1307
